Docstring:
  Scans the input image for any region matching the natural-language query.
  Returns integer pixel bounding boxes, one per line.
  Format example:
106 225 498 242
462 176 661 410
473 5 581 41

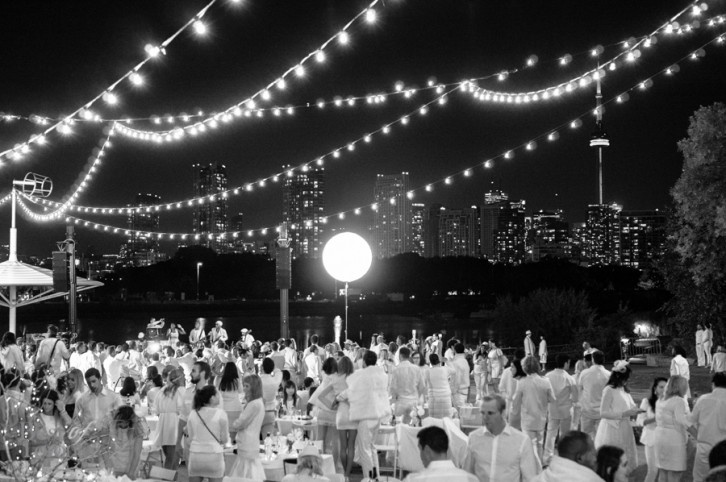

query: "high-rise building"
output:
282 166 325 258
619 209 667 269
586 203 622 265
438 206 478 257
495 200 527 264
529 210 571 262
424 203 444 258
411 202 426 256
373 172 412 258
480 190 525 263
120 193 166 266
193 162 229 252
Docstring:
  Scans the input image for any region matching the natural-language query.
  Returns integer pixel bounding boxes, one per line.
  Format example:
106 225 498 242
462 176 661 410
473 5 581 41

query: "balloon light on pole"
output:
322 232 372 341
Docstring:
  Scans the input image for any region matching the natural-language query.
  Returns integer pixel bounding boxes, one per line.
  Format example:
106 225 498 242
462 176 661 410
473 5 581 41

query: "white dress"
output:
228 398 265 480
654 396 691 471
488 349 504 379
187 407 230 478
594 386 638 468
150 388 184 447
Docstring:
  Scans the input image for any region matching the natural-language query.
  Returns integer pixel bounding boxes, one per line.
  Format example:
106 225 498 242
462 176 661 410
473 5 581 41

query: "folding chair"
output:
374 424 398 477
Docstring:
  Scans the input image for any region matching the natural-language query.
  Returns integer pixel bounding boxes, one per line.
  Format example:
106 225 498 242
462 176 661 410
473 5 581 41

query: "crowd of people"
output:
0 319 725 482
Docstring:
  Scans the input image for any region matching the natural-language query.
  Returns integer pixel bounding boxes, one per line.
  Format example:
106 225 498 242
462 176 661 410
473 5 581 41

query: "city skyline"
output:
1 0 724 256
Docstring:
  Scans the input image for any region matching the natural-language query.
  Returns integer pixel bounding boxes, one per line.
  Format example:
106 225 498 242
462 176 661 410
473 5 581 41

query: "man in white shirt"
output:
444 339 458 362
450 343 471 408
711 345 726 373
404 426 478 482
209 320 228 344
544 354 578 465
512 356 555 461
348 350 392 479
283 339 298 371
74 368 122 430
369 334 386 356
188 319 205 345
36 324 70 373
390 346 426 423
464 394 540 482
176 361 212 464
239 328 255 349
689 372 726 482
538 337 548 366
69 341 100 376
577 351 610 441
532 431 604 482
524 331 536 357
696 324 706 367
430 334 443 360
304 345 322 384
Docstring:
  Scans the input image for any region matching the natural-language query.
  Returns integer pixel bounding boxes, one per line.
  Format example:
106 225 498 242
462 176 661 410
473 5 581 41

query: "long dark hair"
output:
219 362 240 392
596 445 624 482
282 380 298 407
648 377 668 411
120 377 137 397
512 359 526 379
1 332 16 348
193 385 217 410
606 366 631 391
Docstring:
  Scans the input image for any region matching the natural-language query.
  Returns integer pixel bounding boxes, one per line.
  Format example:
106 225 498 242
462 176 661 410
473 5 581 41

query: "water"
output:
13 306 491 346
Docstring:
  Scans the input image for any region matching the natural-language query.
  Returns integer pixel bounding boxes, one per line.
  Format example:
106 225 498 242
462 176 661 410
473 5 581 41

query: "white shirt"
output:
696 329 704 345
209 327 228 343
37 337 70 372
70 350 99 376
390 360 425 401
240 333 255 349
512 374 555 431
450 354 470 392
403 460 479 482
712 353 726 373
464 424 540 482
578 365 611 418
283 347 298 370
531 456 604 482
538 340 547 357
545 369 577 420
689 387 726 451
524 336 536 357
670 354 690 380
189 328 205 344
304 353 322 381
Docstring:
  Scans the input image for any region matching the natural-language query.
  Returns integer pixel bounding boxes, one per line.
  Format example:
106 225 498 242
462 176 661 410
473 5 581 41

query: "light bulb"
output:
295 65 305 77
315 50 326 63
193 20 207 35
365 9 377 23
338 31 350 45
103 92 118 105
129 72 143 86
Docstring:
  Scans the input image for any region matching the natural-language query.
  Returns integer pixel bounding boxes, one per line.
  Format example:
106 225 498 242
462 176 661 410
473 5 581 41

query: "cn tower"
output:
590 64 610 204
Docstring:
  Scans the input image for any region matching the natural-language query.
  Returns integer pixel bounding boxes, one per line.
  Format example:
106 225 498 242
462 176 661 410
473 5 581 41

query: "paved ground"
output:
171 363 716 482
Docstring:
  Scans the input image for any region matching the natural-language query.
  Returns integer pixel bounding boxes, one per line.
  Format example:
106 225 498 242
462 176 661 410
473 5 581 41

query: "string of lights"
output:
14 128 116 222
113 0 385 144
22 83 464 216
0 0 234 163
108 1 718 144
23 33 725 241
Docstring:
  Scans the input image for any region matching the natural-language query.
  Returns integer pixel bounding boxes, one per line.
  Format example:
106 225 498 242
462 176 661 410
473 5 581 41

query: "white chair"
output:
443 417 469 468
396 425 424 476
375 425 399 477
149 465 177 481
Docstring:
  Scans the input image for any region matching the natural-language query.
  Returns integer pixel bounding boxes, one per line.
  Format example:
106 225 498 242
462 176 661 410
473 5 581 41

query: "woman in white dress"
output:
309 358 345 472
473 343 490 402
228 374 265 480
637 376 667 482
669 345 691 399
654 375 692 482
594 360 640 472
187 386 230 482
423 354 453 419
217 362 244 439
167 322 186 347
150 367 185 469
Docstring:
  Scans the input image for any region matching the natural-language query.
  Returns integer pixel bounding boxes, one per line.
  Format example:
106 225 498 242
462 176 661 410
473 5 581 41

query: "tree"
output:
663 102 726 341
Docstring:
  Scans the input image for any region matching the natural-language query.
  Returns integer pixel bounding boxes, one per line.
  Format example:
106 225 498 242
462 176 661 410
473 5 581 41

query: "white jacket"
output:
532 456 604 482
347 365 392 422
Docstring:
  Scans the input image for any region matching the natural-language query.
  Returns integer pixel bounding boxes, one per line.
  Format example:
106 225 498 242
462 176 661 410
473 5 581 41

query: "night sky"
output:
1 0 725 257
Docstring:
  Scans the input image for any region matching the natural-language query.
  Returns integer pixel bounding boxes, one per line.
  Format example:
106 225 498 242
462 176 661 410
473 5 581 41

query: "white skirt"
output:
188 451 225 478
227 453 265 480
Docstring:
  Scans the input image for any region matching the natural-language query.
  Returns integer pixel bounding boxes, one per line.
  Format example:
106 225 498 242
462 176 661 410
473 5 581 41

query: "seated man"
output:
404 426 478 482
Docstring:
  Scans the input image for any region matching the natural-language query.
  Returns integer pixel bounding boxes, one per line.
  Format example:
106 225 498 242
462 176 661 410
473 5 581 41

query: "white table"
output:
221 448 335 481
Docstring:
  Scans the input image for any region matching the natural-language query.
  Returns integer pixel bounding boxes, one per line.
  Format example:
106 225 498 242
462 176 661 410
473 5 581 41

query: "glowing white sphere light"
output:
322 232 372 283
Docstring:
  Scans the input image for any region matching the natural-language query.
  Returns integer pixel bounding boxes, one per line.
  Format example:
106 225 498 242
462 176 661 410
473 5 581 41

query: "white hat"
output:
215 320 223 326
241 328 249 334
526 330 532 335
299 444 322 459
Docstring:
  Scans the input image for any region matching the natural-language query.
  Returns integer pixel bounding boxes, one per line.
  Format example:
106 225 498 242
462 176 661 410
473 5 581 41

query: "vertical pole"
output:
66 225 77 335
277 222 291 340
595 61 604 205
598 148 604 205
8 189 17 334
344 282 349 342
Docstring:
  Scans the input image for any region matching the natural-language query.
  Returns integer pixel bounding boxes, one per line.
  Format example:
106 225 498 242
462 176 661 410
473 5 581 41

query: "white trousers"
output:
544 417 571 464
356 419 380 478
696 343 705 366
703 341 713 366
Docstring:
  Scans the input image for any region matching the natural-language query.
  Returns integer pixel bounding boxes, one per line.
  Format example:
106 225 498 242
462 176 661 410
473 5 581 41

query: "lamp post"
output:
196 262 203 301
322 232 372 341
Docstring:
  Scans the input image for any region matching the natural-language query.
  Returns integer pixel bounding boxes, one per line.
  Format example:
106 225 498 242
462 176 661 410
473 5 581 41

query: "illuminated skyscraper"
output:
481 190 526 263
586 203 622 265
619 209 666 269
411 202 426 256
120 193 165 266
438 207 478 257
283 166 325 258
373 172 411 258
193 162 229 252
424 203 444 258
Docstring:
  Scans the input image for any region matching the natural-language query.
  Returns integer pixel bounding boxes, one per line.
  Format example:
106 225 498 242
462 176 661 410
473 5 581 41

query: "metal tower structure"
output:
589 64 610 204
